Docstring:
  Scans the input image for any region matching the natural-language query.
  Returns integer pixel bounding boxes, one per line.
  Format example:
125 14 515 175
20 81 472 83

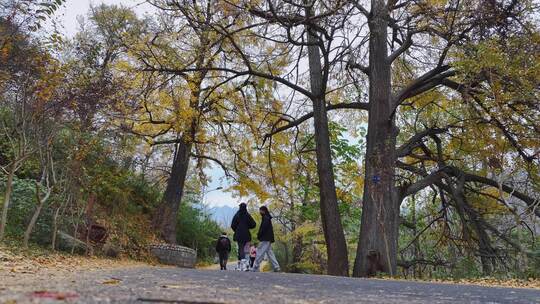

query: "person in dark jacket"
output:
231 203 256 270
215 232 232 270
252 206 280 272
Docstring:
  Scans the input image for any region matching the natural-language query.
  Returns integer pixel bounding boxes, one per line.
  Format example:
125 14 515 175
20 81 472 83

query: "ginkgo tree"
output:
395 19 540 276
152 0 369 276
88 1 264 243
211 0 540 277
223 112 365 273
118 0 540 277
340 0 540 277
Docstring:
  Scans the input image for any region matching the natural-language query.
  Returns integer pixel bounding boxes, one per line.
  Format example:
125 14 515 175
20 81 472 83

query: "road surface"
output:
1 264 539 303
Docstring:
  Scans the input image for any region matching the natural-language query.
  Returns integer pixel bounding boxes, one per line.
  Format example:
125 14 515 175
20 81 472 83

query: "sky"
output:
51 0 152 36
203 165 239 208
49 0 240 208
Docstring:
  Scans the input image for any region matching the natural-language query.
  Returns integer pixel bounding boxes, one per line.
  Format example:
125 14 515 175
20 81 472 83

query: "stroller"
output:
235 242 252 271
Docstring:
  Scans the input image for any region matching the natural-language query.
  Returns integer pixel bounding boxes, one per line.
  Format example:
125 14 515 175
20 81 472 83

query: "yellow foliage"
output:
469 187 509 215
283 222 319 242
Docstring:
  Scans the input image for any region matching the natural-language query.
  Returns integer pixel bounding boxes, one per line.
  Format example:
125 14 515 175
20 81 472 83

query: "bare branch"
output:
396 127 448 157
189 153 232 179
393 65 454 105
347 60 369 76
443 166 540 218
400 170 446 199
388 30 416 63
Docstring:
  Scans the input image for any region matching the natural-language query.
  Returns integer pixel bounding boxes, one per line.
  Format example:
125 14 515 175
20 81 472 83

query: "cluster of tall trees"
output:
0 0 223 259
1 0 538 278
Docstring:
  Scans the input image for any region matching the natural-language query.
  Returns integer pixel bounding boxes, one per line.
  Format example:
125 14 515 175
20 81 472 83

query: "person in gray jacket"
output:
251 206 280 272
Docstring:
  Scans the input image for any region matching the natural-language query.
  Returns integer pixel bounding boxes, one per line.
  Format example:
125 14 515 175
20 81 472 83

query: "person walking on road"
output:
252 206 280 272
215 232 232 270
231 203 256 271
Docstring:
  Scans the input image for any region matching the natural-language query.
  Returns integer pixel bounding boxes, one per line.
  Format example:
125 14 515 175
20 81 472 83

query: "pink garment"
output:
250 246 257 258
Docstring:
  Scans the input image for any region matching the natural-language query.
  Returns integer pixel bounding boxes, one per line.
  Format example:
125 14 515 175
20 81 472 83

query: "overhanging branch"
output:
398 161 540 218
397 127 448 157
263 101 369 143
388 30 416 63
190 153 232 179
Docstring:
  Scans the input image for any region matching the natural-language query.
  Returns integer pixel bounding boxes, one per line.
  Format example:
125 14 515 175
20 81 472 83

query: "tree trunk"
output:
152 135 193 244
23 183 51 248
291 229 304 273
411 195 422 278
353 0 400 277
0 163 16 241
84 193 97 255
305 12 349 276
449 178 495 275
51 205 62 250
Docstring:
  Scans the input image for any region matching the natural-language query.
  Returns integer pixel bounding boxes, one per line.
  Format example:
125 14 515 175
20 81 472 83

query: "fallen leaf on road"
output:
161 284 182 289
273 285 288 290
102 278 122 285
31 291 78 300
10 267 35 274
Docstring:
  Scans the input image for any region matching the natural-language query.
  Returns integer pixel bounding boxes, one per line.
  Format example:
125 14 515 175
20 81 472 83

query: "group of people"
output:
215 203 280 272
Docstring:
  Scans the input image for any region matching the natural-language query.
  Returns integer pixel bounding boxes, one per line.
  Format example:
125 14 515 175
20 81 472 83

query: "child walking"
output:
215 232 231 270
249 243 257 269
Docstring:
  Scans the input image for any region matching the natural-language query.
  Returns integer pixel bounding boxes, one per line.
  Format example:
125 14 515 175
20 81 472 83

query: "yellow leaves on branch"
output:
470 187 510 216
281 222 319 242
232 175 270 201
34 60 63 106
0 40 11 61
425 0 448 8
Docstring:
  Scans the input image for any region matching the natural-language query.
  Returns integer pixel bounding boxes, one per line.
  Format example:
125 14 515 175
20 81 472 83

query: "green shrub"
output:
176 197 222 263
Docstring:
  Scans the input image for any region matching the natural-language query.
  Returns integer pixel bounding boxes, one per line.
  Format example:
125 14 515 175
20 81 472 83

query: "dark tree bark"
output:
152 134 193 244
353 0 400 277
305 8 349 277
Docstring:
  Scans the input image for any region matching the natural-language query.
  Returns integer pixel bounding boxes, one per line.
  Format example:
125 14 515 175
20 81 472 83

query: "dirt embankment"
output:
0 244 149 288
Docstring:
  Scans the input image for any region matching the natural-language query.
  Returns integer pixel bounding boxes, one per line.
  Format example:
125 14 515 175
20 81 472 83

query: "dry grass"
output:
375 276 540 290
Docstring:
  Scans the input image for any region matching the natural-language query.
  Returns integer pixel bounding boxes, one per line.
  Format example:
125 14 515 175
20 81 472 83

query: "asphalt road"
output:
1 265 539 303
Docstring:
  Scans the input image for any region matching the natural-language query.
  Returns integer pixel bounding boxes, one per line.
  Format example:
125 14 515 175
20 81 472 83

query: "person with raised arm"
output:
231 203 256 271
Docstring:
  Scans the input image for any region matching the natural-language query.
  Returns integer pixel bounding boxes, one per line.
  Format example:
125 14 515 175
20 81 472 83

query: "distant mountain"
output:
208 206 236 228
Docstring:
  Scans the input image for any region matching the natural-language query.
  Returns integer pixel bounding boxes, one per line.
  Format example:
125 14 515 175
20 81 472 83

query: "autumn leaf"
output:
101 278 122 285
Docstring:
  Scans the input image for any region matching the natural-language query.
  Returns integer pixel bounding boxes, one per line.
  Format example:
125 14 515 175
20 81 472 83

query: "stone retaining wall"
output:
149 244 197 268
